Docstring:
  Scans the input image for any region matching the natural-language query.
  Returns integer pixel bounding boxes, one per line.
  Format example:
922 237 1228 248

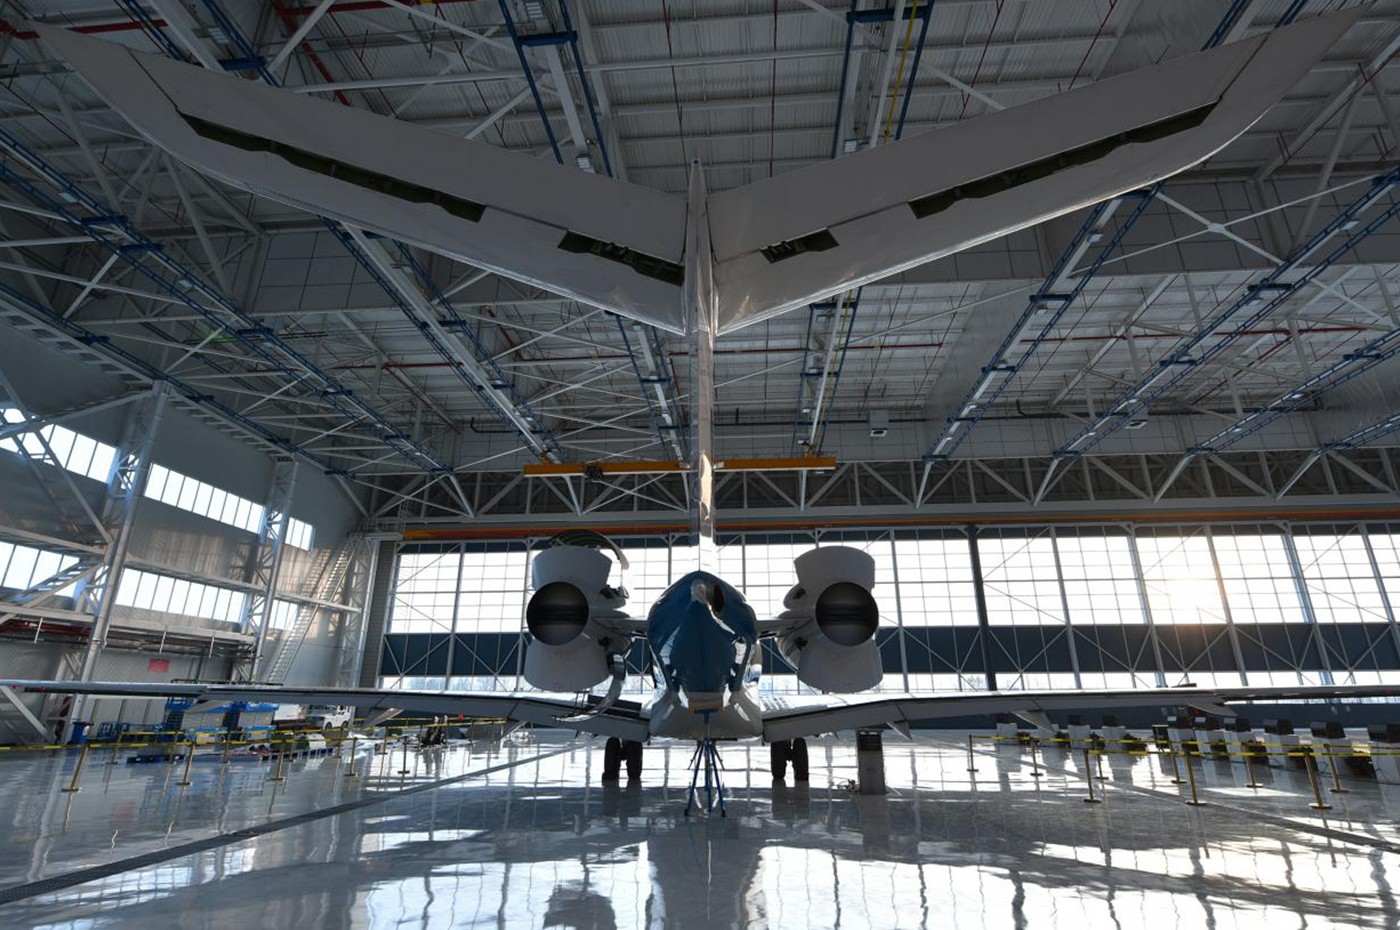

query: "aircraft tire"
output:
624 740 643 780
791 738 809 782
770 740 789 780
602 737 622 781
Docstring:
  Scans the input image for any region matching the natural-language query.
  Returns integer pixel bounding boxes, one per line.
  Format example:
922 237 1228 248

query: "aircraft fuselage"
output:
643 571 765 739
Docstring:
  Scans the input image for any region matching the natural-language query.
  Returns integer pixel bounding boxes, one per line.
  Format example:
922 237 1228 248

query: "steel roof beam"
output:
339 227 560 463
1255 27 1400 182
918 3 1317 470
0 124 448 476
1040 164 1400 503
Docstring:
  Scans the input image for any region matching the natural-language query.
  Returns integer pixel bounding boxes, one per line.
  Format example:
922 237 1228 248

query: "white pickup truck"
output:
272 704 353 728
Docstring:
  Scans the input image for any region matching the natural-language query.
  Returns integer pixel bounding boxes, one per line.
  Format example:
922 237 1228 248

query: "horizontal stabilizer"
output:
709 8 1361 333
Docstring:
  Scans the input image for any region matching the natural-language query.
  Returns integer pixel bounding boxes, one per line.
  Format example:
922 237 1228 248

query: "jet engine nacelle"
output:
776 547 883 692
523 546 629 692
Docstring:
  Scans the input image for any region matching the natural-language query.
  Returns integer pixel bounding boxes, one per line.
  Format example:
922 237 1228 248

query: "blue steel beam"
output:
616 317 688 461
1183 274 1400 461
918 1 1292 471
0 278 343 473
196 0 273 77
1043 165 1400 496
1274 406 1400 499
1320 411 1400 453
0 126 460 479
792 290 862 454
557 0 613 178
333 228 563 461
114 0 190 62
496 0 564 164
923 193 1149 464
892 0 934 141
797 2 932 452
493 0 686 461
828 0 860 160
189 0 561 466
1202 0 1255 50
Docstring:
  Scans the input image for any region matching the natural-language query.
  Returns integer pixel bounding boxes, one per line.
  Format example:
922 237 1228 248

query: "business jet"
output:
6 10 1395 793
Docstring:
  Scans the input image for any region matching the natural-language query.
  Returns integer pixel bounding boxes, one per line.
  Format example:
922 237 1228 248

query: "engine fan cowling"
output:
814 580 879 647
526 581 589 646
778 547 883 692
522 546 629 692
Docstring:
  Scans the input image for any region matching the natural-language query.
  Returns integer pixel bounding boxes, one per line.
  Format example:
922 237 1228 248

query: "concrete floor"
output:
0 731 1397 929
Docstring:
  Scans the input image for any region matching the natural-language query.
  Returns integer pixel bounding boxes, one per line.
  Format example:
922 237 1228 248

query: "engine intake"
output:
526 581 589 646
814 581 878 646
776 547 883 693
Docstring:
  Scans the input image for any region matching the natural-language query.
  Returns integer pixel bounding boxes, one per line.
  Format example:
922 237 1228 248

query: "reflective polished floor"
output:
0 730 1398 929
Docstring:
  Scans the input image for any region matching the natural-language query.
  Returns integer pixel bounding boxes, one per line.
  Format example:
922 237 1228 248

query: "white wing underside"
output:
6 679 1397 745
37 10 1358 335
758 684 1399 742
3 679 654 741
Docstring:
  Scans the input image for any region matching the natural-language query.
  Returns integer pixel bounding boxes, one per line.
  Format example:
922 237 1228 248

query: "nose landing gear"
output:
684 711 727 817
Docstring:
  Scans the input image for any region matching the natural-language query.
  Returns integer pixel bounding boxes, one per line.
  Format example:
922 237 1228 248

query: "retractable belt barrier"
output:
965 731 1391 810
0 719 512 755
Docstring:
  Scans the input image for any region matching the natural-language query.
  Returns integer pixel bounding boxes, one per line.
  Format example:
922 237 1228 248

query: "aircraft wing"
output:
33 24 687 334
708 8 1361 333
1 679 651 742
760 683 1400 743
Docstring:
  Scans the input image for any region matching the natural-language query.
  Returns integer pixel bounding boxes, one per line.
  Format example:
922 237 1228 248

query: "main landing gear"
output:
770 738 810 782
601 737 644 782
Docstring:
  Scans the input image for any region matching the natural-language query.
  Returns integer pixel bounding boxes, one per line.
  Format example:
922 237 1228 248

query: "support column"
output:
1202 527 1251 687
887 534 910 691
1280 526 1336 685
66 385 168 735
966 526 998 691
236 459 297 682
1126 527 1168 687
1048 527 1083 689
1358 525 1400 663
334 536 381 688
356 539 399 689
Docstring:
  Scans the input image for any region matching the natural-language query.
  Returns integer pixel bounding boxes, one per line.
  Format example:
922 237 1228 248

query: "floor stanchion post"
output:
345 738 358 778
1304 749 1332 810
61 742 90 793
1243 744 1261 789
268 740 287 783
1167 744 1184 785
1083 749 1101 804
1029 738 1042 779
177 738 196 787
1183 752 1205 806
1326 744 1350 794
966 734 977 774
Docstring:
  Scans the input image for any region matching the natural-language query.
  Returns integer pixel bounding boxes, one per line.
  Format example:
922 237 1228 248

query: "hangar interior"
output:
0 0 1398 927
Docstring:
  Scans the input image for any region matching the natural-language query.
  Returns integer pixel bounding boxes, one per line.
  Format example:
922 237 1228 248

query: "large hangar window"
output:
379 524 1400 695
1135 529 1231 627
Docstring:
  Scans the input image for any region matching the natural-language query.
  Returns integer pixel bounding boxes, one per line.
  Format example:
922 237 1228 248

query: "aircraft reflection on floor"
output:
3 736 1398 929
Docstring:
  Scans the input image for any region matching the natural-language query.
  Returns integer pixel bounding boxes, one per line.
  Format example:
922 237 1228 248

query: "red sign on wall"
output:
148 658 170 673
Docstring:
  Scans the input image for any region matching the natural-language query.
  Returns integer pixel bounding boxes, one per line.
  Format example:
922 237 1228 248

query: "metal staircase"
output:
3 558 98 606
0 544 104 635
260 545 354 684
